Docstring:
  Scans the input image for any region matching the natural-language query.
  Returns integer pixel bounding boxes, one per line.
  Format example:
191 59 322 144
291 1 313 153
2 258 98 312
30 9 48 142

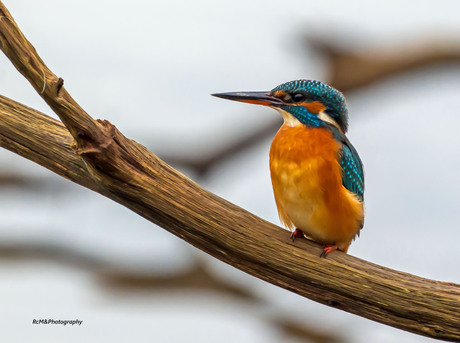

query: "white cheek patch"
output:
318 110 343 133
271 107 303 127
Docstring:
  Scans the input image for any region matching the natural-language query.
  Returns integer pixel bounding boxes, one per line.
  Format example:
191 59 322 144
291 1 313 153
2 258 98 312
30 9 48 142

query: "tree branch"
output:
0 2 459 341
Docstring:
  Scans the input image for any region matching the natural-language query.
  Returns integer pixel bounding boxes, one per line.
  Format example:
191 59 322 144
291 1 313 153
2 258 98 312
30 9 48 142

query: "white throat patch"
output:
271 107 302 127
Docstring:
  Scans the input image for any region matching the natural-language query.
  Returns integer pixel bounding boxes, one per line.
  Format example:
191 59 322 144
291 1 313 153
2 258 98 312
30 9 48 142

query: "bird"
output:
212 79 364 257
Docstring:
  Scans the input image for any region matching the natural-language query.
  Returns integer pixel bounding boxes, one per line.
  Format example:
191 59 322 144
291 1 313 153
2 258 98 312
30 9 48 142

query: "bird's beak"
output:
212 91 283 107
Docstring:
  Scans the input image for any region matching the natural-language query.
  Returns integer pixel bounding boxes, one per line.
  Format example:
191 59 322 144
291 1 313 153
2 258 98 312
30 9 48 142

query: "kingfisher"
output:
212 80 364 257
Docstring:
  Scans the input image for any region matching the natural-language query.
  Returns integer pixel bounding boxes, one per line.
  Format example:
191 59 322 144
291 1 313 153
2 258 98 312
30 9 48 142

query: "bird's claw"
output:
290 228 304 242
320 245 338 258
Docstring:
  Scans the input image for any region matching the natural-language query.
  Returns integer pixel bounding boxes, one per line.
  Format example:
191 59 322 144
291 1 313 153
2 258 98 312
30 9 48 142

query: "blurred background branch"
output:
0 239 344 343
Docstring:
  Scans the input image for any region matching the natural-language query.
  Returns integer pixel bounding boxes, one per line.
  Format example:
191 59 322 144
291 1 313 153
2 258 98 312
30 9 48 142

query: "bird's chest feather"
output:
270 124 342 201
269 124 345 232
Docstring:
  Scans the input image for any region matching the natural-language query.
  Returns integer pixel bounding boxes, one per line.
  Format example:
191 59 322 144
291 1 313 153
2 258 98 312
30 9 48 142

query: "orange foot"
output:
320 245 338 258
290 228 304 242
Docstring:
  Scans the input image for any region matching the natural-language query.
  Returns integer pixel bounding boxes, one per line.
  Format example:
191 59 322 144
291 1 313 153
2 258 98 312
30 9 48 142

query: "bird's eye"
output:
291 93 305 103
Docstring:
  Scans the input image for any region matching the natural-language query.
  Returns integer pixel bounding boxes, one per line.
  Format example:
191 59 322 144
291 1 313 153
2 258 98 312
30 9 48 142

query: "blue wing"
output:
339 139 364 202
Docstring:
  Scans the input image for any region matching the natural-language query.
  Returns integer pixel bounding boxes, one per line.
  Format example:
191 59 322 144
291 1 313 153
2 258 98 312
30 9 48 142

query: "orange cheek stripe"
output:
303 101 327 113
280 99 327 113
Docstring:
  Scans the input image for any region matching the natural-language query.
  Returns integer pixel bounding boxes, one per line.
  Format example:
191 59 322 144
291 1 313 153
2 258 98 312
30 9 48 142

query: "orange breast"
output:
269 124 363 251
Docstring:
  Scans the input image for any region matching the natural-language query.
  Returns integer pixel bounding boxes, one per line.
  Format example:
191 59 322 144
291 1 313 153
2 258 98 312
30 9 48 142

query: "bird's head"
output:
213 79 348 133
